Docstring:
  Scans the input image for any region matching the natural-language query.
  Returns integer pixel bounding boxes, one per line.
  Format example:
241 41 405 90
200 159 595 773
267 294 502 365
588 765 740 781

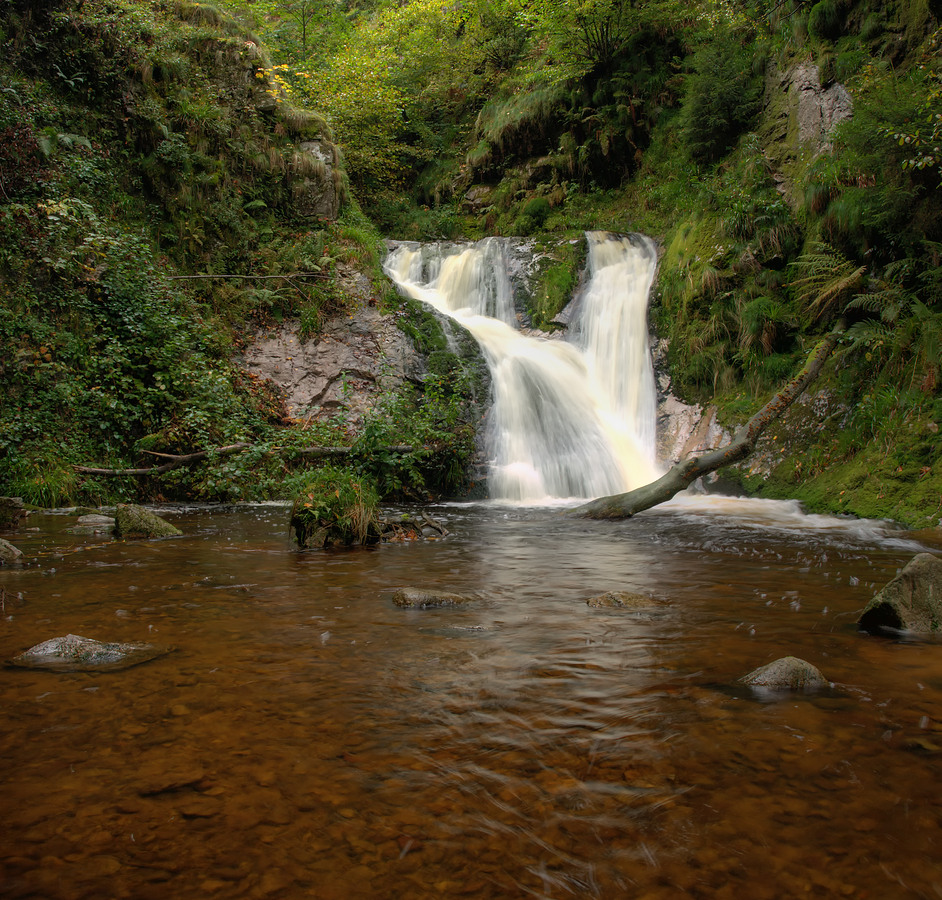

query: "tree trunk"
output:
572 326 844 520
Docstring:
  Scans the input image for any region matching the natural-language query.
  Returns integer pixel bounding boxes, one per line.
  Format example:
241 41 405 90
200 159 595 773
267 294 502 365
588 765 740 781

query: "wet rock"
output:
114 504 182 539
68 513 116 535
0 537 23 564
586 590 660 609
7 634 172 672
858 553 942 634
77 514 116 527
0 496 27 529
392 587 477 609
739 656 829 691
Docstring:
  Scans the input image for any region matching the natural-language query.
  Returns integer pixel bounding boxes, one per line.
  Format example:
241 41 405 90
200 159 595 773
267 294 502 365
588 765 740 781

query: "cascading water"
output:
384 231 661 503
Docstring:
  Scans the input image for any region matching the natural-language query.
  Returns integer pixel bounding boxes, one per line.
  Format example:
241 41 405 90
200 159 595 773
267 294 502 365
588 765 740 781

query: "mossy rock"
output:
7 634 172 672
739 656 829 691
0 497 26 530
114 504 182 539
858 553 942 635
0 538 23 564
392 587 477 609
586 590 661 609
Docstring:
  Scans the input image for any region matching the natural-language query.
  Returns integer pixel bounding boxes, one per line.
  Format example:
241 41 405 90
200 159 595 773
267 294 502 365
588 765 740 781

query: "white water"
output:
384 232 661 503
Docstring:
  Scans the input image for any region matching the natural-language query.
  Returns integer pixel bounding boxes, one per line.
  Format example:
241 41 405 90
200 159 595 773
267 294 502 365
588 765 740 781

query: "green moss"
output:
524 235 586 329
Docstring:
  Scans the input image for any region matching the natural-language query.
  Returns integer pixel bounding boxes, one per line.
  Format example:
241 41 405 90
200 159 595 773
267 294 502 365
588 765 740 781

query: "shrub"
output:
808 0 843 41
680 32 762 166
289 466 381 549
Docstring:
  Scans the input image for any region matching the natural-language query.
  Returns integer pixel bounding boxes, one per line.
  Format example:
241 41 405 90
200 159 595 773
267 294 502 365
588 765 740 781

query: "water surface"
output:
1 503 940 899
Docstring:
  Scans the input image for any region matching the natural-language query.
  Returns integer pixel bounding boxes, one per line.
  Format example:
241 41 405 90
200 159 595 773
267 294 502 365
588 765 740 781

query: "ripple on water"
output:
0 504 939 898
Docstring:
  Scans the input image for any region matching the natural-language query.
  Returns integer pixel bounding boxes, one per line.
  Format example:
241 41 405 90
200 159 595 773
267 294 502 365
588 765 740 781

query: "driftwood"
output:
74 444 414 476
572 326 845 520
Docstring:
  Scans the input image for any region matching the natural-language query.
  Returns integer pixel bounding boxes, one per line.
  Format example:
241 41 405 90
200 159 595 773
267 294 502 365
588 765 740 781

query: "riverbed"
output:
1 501 940 899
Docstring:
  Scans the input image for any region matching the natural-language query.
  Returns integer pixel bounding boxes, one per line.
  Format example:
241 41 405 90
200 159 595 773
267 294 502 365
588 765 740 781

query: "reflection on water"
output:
1 504 940 899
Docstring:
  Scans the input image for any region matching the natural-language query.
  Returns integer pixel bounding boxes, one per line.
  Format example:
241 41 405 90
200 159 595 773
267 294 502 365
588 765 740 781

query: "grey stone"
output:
858 553 942 634
77 515 116 527
7 634 172 672
392 587 477 609
586 590 660 609
291 140 339 219
739 656 829 691
242 289 423 423
114 504 182 539
0 537 23 563
791 62 854 151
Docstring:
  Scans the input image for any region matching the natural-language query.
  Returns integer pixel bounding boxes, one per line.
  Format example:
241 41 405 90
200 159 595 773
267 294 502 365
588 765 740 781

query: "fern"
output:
789 243 867 323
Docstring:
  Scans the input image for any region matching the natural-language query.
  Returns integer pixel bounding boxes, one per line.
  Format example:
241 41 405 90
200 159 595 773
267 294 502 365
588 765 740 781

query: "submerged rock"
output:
114 504 182 539
858 553 942 635
392 587 477 609
77 514 116 527
739 656 829 691
7 634 171 672
586 590 660 609
0 537 23 564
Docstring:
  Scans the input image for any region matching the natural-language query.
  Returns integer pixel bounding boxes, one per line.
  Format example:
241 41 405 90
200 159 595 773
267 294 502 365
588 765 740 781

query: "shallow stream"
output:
1 502 941 899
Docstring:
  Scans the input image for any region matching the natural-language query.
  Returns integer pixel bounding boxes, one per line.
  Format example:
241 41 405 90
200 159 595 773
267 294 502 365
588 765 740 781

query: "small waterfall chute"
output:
384 232 661 503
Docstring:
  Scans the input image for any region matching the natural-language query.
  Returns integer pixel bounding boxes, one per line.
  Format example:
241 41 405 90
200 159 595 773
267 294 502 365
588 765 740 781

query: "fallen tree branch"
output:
73 443 415 476
572 325 845 520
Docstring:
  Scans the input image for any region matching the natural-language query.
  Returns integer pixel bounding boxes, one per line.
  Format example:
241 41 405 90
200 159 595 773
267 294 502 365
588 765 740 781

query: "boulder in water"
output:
0 537 23 564
392 587 477 609
7 634 172 672
114 504 182 539
586 590 660 609
739 656 829 691
858 553 942 634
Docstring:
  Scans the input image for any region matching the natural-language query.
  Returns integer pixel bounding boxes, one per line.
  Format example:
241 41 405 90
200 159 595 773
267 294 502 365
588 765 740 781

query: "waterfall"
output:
384 232 661 503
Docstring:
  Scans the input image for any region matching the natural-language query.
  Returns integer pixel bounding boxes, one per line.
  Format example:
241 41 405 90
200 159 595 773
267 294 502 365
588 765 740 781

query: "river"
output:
1 502 940 899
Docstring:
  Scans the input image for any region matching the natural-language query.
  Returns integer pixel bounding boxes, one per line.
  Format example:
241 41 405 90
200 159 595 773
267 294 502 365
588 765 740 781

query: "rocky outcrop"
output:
790 62 854 150
739 656 829 691
290 140 341 220
243 293 424 423
651 341 732 467
7 634 171 672
760 60 854 195
114 505 182 539
858 553 942 634
392 587 478 609
0 497 26 530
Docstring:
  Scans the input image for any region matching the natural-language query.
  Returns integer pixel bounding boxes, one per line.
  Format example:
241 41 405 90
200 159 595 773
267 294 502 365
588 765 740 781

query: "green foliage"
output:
289 465 381 548
808 0 843 41
680 29 763 165
351 368 479 499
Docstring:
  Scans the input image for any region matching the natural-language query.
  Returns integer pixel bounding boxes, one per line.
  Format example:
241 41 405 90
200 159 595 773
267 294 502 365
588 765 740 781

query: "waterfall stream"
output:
384 231 661 503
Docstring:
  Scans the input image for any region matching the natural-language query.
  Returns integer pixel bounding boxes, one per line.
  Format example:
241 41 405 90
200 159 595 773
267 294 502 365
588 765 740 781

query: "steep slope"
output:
0 0 481 505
